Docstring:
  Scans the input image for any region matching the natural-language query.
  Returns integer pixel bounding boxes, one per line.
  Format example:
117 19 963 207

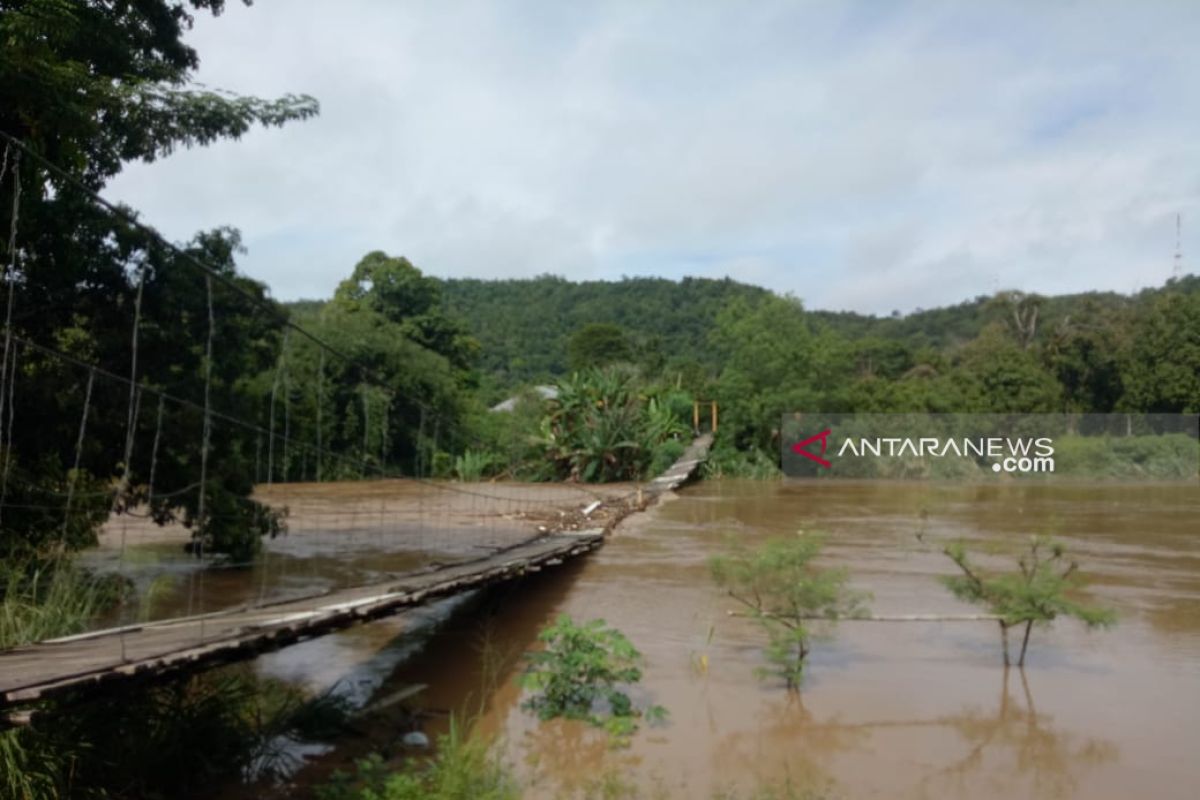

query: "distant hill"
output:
435 275 772 389
289 272 1200 397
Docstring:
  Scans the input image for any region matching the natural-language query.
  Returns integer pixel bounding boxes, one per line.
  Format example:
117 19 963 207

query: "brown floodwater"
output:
121 478 1199 799
86 479 631 623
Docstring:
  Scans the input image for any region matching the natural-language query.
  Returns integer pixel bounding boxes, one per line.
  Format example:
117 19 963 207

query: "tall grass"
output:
454 449 497 482
0 558 111 649
316 718 519 800
1 558 111 799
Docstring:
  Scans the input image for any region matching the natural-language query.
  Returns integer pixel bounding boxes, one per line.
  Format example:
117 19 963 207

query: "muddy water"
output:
254 479 1200 800
86 479 629 623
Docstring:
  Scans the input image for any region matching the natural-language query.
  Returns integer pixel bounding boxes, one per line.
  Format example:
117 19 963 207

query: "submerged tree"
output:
710 533 869 689
941 537 1116 667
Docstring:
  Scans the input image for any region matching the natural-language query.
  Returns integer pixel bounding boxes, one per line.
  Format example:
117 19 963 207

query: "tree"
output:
988 291 1044 350
1 1 317 190
941 537 1115 667
0 0 318 558
566 322 632 370
711 294 827 454
951 325 1062 413
1119 290 1200 413
332 251 478 373
1040 299 1127 413
710 533 869 689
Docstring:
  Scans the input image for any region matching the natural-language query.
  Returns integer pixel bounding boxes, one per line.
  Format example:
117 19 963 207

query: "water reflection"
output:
915 668 1118 799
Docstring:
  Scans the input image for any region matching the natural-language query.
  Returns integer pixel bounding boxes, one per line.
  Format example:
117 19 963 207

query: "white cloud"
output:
106 0 1200 314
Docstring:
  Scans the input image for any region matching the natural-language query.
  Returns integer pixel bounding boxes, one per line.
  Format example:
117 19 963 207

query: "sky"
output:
106 0 1200 315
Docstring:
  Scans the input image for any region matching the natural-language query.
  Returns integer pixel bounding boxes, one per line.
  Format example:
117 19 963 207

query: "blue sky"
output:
106 0 1200 315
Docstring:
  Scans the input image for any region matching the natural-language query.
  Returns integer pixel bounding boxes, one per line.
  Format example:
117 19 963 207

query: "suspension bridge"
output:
0 436 709 714
0 132 713 718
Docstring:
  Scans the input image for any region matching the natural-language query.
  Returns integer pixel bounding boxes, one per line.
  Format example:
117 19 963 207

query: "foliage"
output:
710 534 869 689
0 0 318 191
711 294 828 454
332 251 479 373
0 0 317 559
1050 433 1199 480
941 537 1116 666
315 720 518 800
521 614 667 739
535 367 690 482
567 322 634 370
647 438 687 477
432 272 1200 475
702 445 782 479
1118 289 1200 412
437 275 768 394
453 449 497 482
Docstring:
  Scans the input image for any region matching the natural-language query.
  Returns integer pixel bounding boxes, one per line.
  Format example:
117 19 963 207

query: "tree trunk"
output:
1017 620 1033 666
1000 621 1010 666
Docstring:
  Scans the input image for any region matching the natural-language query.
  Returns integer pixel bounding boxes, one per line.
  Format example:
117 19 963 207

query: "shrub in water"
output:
521 614 666 739
941 536 1116 666
710 533 869 689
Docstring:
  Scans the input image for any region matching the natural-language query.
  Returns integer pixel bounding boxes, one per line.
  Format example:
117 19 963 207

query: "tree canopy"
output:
0 0 318 558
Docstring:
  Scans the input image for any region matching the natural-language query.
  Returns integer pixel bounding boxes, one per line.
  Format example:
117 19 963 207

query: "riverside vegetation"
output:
711 534 1113 686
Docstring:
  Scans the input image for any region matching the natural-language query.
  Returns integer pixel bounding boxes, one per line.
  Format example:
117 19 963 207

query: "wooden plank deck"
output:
0 530 602 711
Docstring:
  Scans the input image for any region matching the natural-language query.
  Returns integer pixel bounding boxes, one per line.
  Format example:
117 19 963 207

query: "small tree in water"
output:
710 533 869 689
521 615 666 739
941 537 1116 667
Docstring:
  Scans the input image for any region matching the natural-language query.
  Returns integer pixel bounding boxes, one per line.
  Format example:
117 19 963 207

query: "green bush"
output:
702 445 781 479
453 449 498 482
431 451 454 479
1051 434 1198 479
648 438 687 477
521 614 666 739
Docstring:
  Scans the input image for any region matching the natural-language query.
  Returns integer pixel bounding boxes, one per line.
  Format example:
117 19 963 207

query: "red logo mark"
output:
791 429 832 468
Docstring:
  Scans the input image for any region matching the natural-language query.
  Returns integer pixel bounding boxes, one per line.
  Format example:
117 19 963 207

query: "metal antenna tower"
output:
1174 213 1184 279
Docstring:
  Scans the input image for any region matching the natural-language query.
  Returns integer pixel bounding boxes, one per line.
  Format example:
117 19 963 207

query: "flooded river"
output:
129 478 1199 799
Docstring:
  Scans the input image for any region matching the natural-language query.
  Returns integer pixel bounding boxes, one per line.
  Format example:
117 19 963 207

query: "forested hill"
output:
428 273 1199 395
435 275 772 389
